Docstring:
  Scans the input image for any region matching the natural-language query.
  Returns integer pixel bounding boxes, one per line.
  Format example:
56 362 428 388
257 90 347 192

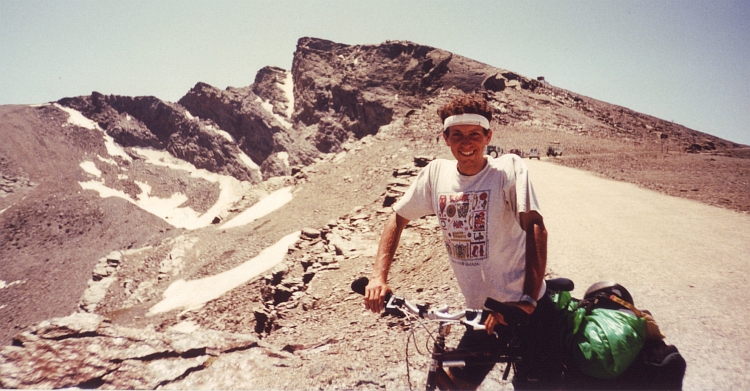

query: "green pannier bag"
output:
553 291 647 379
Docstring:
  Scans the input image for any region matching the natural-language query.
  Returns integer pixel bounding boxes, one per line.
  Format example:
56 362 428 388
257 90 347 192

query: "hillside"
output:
1 37 749 389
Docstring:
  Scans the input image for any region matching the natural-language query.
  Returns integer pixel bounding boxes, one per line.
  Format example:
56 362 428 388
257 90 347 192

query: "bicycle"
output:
352 277 574 390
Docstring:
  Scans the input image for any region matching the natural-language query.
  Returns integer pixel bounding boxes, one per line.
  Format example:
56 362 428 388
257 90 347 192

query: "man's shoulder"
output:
487 154 531 179
487 154 519 170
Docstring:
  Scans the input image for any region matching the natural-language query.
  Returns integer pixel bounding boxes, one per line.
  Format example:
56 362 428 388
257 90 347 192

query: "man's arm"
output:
364 212 410 313
520 210 547 305
483 210 547 333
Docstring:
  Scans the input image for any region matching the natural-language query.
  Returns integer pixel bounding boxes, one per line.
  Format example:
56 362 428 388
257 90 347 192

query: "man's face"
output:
443 124 493 175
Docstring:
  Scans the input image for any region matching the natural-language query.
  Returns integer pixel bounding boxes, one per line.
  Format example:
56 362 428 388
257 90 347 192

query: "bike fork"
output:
425 323 452 391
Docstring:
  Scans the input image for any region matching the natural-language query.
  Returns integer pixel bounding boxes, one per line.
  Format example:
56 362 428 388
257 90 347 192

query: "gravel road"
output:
526 159 750 390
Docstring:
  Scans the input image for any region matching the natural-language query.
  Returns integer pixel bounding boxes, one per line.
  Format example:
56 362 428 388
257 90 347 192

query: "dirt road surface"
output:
526 159 750 390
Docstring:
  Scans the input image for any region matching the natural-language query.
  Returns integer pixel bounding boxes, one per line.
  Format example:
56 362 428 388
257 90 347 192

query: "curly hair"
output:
437 93 493 124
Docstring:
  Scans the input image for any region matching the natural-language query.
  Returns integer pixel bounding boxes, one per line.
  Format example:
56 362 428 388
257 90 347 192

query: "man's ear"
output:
442 131 450 146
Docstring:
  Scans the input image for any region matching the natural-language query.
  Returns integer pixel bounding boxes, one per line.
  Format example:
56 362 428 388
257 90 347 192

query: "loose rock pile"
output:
79 251 122 312
384 155 434 207
253 210 380 336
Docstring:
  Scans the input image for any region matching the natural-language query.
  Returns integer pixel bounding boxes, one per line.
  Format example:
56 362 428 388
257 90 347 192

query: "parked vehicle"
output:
509 148 526 158
486 145 503 158
529 148 541 159
547 142 563 157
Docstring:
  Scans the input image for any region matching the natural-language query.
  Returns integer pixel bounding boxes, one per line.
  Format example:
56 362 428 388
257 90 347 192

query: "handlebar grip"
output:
351 277 369 295
351 277 394 310
483 298 530 326
546 277 574 292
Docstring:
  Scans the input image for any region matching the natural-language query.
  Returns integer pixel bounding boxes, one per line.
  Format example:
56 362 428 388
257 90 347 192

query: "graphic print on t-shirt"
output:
438 190 489 266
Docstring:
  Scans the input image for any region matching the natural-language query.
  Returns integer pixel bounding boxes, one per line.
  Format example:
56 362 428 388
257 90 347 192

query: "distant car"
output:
529 148 541 159
486 145 503 158
509 148 526 158
547 144 563 157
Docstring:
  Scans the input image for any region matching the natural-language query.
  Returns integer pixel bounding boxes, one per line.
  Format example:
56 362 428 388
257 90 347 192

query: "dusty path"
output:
526 159 750 390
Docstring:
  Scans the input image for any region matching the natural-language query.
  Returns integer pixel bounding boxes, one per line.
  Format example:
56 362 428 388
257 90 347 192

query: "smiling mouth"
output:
460 150 476 156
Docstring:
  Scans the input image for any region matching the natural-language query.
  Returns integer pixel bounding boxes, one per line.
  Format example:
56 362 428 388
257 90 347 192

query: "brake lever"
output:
385 295 406 317
463 319 486 331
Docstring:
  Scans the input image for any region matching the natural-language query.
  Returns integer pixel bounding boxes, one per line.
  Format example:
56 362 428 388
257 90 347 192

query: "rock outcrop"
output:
0 312 287 389
57 93 264 183
290 37 499 152
178 82 318 180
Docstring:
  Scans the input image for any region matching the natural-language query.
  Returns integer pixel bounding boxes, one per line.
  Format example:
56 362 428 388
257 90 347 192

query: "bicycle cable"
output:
404 312 418 391
403 311 463 391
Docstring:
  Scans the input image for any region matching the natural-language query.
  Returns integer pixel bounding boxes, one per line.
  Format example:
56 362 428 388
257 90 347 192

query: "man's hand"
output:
364 278 391 313
483 301 536 335
484 312 505 334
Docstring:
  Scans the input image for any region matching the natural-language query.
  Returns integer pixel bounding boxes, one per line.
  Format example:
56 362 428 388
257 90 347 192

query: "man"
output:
364 94 558 388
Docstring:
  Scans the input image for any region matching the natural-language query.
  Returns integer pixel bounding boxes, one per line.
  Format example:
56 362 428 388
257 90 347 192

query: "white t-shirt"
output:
393 154 543 309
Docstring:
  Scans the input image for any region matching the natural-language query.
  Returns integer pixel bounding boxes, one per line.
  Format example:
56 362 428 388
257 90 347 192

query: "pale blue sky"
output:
2 0 749 145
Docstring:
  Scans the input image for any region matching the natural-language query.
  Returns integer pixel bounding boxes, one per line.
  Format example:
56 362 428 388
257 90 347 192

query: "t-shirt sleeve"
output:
392 164 435 221
509 156 541 219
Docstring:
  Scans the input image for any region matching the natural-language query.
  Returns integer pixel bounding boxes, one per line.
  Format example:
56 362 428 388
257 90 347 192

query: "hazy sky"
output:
2 0 749 145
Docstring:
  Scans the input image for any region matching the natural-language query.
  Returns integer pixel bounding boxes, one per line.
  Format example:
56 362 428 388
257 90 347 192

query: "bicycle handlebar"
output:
351 277 531 329
352 276 472 322
352 277 574 328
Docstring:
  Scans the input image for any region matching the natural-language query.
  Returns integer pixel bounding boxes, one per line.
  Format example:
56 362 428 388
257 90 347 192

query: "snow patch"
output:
239 152 260 171
207 123 235 143
54 103 98 130
53 103 132 162
80 161 102 178
97 155 118 166
280 71 295 118
220 186 294 229
191 123 261 175
148 231 301 315
79 147 250 230
255 96 292 129
277 152 290 167
0 280 25 290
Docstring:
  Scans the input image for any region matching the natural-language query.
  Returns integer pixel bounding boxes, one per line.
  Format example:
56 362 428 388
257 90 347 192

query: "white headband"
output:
442 113 490 130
